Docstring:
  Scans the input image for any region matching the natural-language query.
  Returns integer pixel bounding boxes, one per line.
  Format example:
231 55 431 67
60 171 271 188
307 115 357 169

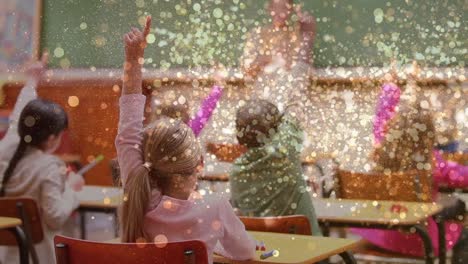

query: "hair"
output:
373 99 436 174
121 117 202 243
236 99 282 148
0 99 68 196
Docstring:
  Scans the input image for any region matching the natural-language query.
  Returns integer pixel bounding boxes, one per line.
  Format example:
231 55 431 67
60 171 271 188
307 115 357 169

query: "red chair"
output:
239 215 312 235
54 235 209 264
0 197 43 264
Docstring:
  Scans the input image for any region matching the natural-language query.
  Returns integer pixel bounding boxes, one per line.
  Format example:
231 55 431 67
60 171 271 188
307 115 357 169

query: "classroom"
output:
0 0 466 263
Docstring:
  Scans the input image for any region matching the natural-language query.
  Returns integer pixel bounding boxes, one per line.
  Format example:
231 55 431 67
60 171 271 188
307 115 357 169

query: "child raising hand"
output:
117 17 255 263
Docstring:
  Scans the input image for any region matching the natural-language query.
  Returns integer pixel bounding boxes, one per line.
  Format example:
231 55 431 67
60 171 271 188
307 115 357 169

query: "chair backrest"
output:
54 235 209 264
239 215 312 235
0 197 44 245
206 143 246 163
335 169 432 202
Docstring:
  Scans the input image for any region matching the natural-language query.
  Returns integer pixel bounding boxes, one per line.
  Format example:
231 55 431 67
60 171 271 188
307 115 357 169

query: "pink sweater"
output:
353 83 468 257
115 94 255 263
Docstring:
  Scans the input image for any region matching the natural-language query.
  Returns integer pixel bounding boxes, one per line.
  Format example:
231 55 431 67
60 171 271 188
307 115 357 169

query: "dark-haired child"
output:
0 55 83 263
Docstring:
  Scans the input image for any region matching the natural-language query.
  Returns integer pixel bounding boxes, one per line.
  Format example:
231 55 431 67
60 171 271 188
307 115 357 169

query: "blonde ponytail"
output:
121 165 152 242
120 117 202 243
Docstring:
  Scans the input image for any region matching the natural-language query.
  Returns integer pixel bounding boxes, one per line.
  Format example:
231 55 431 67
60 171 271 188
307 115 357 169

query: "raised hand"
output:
212 63 228 86
409 60 421 79
122 16 152 95
384 58 398 83
123 16 152 62
25 52 48 81
295 5 316 35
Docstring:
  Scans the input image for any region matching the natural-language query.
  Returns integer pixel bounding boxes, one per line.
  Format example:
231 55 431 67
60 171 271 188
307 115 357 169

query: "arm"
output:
188 85 223 137
1 53 48 145
240 28 270 78
40 161 79 230
1 79 38 145
273 8 315 121
115 17 151 185
294 5 316 65
216 198 256 260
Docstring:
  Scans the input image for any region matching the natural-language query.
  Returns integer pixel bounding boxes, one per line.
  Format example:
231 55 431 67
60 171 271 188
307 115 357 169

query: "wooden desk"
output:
215 231 359 264
77 185 122 209
313 198 443 264
0 217 29 264
108 231 360 264
77 185 122 239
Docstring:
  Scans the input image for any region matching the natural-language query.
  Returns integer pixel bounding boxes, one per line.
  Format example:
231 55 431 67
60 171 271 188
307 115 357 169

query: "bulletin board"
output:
0 0 42 71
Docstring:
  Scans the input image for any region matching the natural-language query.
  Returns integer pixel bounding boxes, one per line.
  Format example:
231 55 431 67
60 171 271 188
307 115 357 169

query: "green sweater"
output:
230 116 321 235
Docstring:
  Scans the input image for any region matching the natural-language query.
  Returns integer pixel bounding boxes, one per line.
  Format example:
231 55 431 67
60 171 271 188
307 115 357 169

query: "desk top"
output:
78 185 122 209
0 217 22 229
108 231 360 264
215 231 360 264
313 198 442 226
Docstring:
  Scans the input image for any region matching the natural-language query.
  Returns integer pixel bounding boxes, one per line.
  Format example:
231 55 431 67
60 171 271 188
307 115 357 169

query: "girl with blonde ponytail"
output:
117 17 255 263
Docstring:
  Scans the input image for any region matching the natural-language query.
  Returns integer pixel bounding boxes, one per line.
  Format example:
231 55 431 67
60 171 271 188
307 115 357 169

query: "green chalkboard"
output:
41 0 467 69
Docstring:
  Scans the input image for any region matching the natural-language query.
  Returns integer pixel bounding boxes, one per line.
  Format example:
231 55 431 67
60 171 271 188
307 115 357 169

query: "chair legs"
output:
339 251 357 264
8 226 29 264
55 243 69 264
413 225 435 264
16 202 39 264
183 250 195 264
435 216 446 264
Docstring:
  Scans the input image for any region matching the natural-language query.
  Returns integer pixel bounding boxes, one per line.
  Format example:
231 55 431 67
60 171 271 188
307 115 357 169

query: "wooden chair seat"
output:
239 215 312 235
54 235 209 264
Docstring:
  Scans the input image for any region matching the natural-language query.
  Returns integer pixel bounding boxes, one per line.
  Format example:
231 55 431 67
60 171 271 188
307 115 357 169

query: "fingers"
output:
40 52 49 65
295 4 303 16
128 31 137 41
124 34 132 43
131 27 141 36
143 16 152 37
411 60 420 76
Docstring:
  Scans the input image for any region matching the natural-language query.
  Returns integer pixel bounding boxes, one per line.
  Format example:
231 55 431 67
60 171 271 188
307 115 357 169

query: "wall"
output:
2 68 465 185
41 0 467 68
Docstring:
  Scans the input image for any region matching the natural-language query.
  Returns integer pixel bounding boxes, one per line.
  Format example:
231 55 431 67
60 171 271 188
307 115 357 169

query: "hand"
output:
123 16 152 62
296 5 316 35
67 172 85 192
212 63 228 85
409 60 421 80
383 59 398 83
25 52 48 81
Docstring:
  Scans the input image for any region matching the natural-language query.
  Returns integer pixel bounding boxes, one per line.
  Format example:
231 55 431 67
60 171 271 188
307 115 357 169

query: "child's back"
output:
117 18 255 263
0 149 78 262
230 99 321 235
0 55 81 263
143 192 254 260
